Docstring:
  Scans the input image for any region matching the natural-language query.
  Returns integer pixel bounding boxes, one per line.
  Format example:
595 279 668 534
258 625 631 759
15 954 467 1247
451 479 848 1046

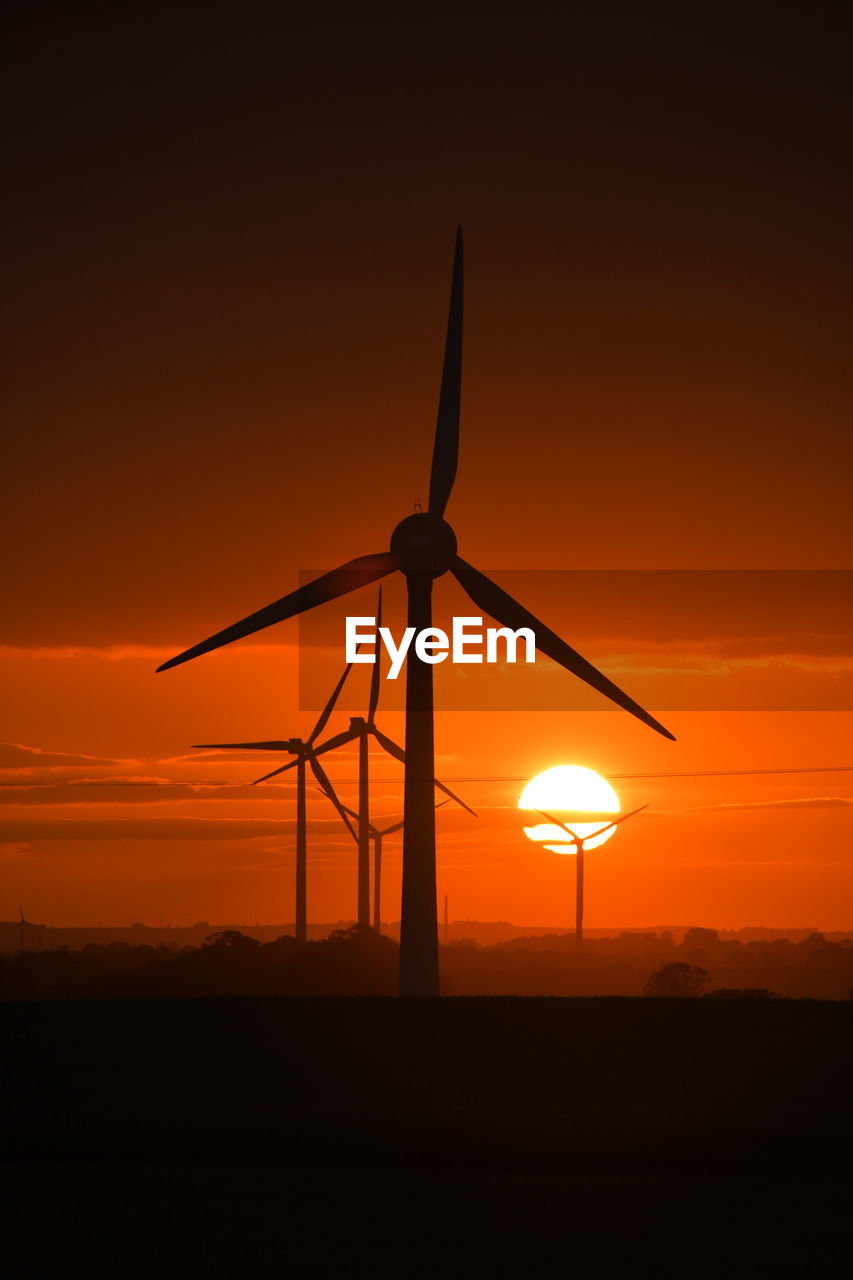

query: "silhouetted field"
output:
2 934 851 1266
1 994 851 1268
4 994 851 1166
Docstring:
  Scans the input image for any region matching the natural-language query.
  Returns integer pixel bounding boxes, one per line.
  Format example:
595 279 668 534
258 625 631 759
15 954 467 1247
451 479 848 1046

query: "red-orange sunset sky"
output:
3 4 852 929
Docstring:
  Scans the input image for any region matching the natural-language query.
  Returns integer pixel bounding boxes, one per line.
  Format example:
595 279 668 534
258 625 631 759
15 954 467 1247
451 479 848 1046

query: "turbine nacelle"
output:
390 513 457 577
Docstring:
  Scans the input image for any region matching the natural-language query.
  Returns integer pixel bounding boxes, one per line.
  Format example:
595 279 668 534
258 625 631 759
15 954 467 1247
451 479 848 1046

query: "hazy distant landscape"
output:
3 921 852 1000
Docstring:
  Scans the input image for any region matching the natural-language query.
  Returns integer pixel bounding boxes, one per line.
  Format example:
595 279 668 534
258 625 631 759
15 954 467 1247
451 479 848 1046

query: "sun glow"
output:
519 765 620 854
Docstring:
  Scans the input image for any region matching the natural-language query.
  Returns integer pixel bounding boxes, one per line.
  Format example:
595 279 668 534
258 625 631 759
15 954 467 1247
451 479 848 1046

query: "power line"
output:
3 765 852 788
396 766 853 782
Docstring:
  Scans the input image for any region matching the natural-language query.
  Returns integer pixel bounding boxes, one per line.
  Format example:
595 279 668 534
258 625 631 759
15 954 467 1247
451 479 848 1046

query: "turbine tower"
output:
537 804 648 951
157 228 675 996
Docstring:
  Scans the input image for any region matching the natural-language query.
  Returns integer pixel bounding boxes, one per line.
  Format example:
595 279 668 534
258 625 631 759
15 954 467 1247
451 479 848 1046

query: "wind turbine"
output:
536 804 648 951
327 794 451 933
193 656 359 942
196 589 472 934
18 904 35 956
157 228 675 996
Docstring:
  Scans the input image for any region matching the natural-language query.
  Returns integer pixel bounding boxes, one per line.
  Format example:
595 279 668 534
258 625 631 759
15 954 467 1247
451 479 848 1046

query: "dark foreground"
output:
2 997 850 1271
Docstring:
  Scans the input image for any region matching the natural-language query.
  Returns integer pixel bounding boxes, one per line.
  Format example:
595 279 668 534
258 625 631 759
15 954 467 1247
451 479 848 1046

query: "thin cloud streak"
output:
686 796 853 813
0 817 347 841
0 743 136 771
0 642 298 661
0 778 301 806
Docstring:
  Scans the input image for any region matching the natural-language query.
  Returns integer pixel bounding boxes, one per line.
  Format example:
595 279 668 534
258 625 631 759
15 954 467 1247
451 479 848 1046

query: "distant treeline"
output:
1 925 852 1000
2 918 849 956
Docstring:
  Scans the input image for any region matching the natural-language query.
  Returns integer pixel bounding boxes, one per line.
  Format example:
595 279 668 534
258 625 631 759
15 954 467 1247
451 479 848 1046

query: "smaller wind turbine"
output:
326 794 451 933
536 804 648 952
254 587 476 927
193 656 360 942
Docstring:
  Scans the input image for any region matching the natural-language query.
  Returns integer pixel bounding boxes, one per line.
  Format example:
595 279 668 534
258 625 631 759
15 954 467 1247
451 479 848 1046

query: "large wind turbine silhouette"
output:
157 227 675 995
537 804 648 951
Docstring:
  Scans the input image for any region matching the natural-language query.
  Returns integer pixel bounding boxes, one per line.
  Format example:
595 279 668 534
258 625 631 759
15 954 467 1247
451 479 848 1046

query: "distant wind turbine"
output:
193 656 359 942
18 904 35 956
327 794 452 933
537 804 648 951
157 228 674 995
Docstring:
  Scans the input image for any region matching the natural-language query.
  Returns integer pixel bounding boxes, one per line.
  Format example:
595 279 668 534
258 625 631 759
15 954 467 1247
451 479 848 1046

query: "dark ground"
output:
2 997 850 1273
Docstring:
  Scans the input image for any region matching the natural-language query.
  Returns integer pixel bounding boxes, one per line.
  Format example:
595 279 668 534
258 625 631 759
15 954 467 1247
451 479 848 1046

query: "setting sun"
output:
519 765 621 854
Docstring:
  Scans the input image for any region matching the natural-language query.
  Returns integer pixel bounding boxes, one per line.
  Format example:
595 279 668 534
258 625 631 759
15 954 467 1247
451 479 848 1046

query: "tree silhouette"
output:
203 930 261 951
644 962 708 997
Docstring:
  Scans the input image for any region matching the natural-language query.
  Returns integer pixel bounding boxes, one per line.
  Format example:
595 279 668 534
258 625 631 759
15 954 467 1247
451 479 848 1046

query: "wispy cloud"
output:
688 796 853 813
0 817 345 841
0 642 295 661
0 743 136 771
0 777 300 806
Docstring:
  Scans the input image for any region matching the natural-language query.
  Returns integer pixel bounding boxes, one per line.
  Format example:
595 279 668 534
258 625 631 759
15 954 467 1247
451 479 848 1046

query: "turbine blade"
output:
310 602 385 744
311 728 359 758
252 758 298 785
370 727 477 816
309 755 357 843
586 803 649 840
451 557 676 741
536 809 580 841
369 725 405 764
380 803 444 836
309 664 353 746
367 585 383 724
192 741 293 751
432 779 476 817
428 227 463 518
537 802 649 845
315 781 379 839
157 551 399 672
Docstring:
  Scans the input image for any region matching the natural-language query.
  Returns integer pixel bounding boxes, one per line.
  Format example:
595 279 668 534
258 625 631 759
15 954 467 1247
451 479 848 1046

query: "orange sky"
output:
2 6 851 929
2 637 851 928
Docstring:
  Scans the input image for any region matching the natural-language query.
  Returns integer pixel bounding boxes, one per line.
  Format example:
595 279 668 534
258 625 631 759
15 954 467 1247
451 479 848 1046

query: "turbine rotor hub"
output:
390 513 457 577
